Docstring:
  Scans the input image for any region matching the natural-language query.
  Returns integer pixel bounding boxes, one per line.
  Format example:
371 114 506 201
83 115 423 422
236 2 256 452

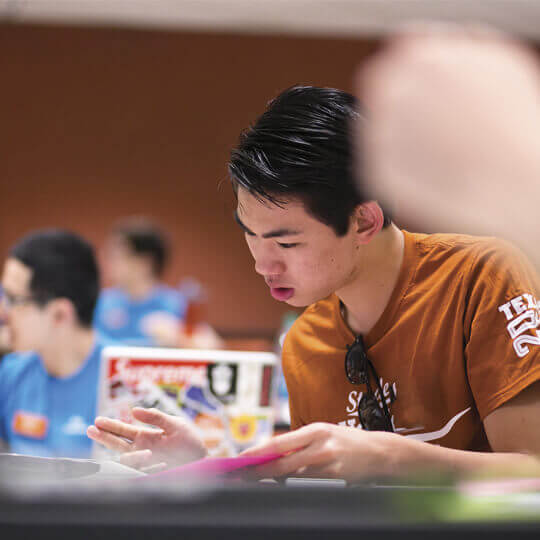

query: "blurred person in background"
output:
358 26 540 268
94 217 187 347
0 230 107 458
89 86 540 481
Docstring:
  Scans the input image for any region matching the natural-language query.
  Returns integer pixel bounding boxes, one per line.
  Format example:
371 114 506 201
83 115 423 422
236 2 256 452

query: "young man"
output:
94 218 187 347
89 87 540 480
0 230 107 458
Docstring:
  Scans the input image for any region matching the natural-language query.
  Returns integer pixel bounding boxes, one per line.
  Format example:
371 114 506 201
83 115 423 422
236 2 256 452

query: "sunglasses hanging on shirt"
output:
345 335 395 432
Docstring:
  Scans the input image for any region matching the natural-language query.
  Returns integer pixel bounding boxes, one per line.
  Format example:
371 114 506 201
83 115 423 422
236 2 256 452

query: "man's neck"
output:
337 225 405 336
40 327 96 378
124 277 158 301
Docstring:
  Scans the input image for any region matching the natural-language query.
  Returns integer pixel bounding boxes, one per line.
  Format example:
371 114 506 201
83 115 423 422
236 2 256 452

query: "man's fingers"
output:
131 407 178 432
87 425 132 452
94 416 141 440
297 462 343 479
119 449 153 469
141 462 168 474
248 446 317 479
241 423 325 457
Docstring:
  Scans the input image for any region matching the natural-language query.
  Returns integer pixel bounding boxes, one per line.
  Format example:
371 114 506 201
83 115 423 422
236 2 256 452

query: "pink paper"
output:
138 453 282 481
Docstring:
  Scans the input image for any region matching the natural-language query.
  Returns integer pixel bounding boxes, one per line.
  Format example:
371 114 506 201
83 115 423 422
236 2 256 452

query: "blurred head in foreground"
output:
358 26 540 266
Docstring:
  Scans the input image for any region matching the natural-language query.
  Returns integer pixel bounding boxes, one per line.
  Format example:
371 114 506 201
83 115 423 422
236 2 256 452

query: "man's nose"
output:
254 252 285 277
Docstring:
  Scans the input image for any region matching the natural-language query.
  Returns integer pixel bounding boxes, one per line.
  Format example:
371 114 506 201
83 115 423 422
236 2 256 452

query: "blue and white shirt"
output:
93 285 187 346
0 338 108 458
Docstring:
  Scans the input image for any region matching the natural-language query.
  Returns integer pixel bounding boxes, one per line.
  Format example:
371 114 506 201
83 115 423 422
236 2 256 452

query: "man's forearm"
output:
390 433 540 477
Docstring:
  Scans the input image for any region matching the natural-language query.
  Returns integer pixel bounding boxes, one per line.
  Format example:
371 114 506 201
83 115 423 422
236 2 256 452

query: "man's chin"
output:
9 339 33 354
0 327 14 353
284 296 311 308
286 290 332 308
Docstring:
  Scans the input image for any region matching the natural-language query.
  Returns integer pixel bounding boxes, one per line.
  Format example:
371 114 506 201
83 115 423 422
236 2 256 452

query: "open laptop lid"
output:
95 346 278 458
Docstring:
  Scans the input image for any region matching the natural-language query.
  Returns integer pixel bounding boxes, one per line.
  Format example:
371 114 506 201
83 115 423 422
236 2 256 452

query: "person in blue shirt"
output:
0 230 107 458
93 218 186 347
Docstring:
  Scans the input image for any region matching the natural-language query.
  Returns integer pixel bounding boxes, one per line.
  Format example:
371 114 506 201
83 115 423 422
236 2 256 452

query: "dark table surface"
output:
0 453 538 540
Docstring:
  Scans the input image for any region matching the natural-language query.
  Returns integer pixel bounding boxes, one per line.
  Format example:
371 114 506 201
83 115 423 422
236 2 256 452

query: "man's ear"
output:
352 201 385 244
48 298 77 326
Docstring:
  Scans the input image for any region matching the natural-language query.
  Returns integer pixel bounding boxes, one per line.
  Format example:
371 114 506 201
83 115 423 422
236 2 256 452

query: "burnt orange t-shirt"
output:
282 231 540 451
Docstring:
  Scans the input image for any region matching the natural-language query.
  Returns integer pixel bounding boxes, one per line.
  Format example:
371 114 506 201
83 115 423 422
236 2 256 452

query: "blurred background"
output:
3 0 538 342
0 2 367 342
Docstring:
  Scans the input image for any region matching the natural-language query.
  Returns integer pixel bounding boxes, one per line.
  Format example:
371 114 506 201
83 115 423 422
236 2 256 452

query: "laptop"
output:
94 346 278 458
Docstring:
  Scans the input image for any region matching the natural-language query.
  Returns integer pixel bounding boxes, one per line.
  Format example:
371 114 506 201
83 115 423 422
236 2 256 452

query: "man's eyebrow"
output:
234 211 302 238
262 228 302 239
234 211 255 236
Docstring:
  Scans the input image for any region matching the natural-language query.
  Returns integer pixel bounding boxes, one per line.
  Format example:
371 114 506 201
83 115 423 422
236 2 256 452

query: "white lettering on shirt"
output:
498 294 540 358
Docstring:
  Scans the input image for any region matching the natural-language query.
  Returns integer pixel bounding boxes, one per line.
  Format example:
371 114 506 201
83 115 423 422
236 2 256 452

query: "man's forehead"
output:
2 258 32 292
236 189 305 220
107 234 131 253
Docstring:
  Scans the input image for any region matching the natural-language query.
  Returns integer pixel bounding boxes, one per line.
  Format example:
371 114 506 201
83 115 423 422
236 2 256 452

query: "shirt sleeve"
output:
281 334 305 431
464 239 540 419
158 290 187 320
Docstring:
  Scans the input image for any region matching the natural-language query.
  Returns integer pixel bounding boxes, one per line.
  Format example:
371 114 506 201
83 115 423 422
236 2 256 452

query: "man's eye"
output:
278 242 299 249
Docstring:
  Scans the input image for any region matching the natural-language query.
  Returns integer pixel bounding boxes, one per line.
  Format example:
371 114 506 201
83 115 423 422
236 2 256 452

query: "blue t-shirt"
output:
0 338 107 458
93 285 187 346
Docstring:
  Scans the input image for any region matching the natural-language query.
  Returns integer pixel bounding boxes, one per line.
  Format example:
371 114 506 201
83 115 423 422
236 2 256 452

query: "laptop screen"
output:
94 346 277 458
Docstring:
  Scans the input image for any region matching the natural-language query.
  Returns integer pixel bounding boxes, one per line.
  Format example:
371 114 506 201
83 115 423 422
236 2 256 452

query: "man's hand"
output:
87 407 207 471
242 416 540 483
358 26 540 266
240 423 398 482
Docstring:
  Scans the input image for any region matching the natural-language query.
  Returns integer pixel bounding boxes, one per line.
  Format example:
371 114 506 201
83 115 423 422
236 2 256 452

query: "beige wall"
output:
0 23 375 336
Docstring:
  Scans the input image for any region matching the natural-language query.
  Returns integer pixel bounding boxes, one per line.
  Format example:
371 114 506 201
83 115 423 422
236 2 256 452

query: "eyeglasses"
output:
345 335 395 432
0 287 39 310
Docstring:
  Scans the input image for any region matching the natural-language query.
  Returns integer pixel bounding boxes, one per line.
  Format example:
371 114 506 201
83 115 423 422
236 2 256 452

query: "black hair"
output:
229 85 391 236
10 229 99 327
112 218 169 277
